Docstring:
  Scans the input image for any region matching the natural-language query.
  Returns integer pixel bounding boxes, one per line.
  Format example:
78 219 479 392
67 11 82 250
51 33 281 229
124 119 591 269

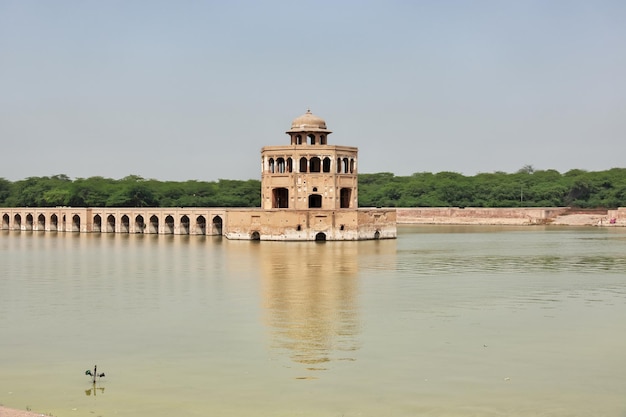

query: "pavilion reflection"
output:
258 242 361 370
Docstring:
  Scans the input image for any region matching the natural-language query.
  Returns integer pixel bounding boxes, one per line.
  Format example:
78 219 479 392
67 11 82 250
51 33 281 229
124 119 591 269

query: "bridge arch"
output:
180 215 190 235
135 215 145 234
196 216 206 235
72 215 80 232
25 214 33 231
121 215 130 233
212 216 223 235
93 214 102 232
106 215 115 232
149 215 159 234
165 215 174 234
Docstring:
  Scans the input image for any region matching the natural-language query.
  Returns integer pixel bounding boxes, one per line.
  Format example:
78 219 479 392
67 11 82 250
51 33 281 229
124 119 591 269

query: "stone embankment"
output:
396 207 626 226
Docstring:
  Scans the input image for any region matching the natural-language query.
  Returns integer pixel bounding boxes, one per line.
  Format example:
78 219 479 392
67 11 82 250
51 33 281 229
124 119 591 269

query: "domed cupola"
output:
286 109 331 145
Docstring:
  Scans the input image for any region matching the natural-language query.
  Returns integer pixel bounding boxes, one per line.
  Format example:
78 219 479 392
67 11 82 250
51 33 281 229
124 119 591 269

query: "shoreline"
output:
396 207 625 227
0 406 47 417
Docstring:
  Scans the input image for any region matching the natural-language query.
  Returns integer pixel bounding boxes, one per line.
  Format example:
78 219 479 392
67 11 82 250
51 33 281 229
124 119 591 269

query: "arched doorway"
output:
37 214 46 231
2 213 9 230
340 188 352 208
273 188 289 208
250 231 260 240
315 232 327 241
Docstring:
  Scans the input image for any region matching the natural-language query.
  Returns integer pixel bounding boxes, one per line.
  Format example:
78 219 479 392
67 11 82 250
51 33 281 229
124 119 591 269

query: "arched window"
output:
296 135 303 145
343 158 349 174
337 157 342 173
322 157 331 172
277 157 286 173
310 157 321 173
268 158 275 173
320 135 326 145
299 157 307 173
286 158 293 173
350 158 355 173
308 134 315 145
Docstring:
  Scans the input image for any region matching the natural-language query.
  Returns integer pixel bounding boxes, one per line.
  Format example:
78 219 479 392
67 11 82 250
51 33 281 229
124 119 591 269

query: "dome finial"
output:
287 109 331 133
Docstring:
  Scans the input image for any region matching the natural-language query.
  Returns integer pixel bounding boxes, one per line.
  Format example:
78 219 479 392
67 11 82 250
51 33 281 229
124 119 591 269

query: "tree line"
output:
1 167 625 208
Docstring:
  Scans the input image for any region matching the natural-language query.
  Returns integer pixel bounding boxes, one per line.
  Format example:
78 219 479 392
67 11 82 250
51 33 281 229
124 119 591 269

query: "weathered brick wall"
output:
396 207 570 225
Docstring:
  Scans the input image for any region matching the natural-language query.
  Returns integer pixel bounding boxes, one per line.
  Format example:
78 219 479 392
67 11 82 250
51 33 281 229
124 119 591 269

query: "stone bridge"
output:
1 207 227 235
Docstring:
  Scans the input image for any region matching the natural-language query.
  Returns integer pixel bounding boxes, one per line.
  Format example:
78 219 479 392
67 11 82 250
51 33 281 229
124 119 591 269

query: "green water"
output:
1 226 625 416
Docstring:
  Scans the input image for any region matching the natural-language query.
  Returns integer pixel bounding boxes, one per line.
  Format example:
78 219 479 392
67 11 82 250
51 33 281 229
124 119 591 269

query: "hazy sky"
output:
1 1 625 182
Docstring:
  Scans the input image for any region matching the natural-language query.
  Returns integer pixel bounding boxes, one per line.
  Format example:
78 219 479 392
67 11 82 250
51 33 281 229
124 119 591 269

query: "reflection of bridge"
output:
1 207 226 235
